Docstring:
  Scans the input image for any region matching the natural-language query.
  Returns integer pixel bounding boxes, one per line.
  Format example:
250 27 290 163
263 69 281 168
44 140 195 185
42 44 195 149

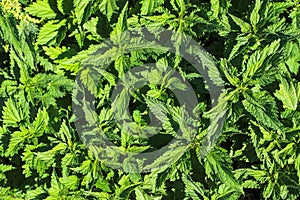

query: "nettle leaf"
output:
211 184 242 200
56 121 74 145
26 186 46 200
61 44 99 74
114 55 130 77
182 174 208 200
284 40 300 75
60 175 79 190
57 0 73 15
227 35 248 61
1 0 300 199
74 0 92 25
229 14 251 33
80 68 98 95
274 78 300 111
35 142 67 164
46 75 73 98
6 129 28 156
0 80 18 97
0 164 14 181
33 108 49 134
83 17 102 41
140 0 164 15
43 46 70 60
204 149 243 193
26 0 57 20
234 168 268 186
210 0 231 25
134 187 152 200
289 1 300 30
47 171 64 197
110 2 128 44
95 179 111 192
243 90 284 132
243 39 281 83
263 180 276 199
250 0 262 28
36 20 67 45
2 98 29 127
99 0 119 20
219 58 239 86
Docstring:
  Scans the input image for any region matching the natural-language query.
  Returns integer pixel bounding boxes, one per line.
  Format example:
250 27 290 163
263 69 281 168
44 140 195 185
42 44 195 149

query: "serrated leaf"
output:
110 2 128 44
57 0 73 15
26 0 57 19
263 181 275 199
243 90 283 132
2 98 29 127
182 174 208 200
60 175 79 190
243 39 281 83
74 0 92 25
32 108 49 135
250 0 262 28
134 187 151 200
99 0 119 20
274 78 299 110
36 20 66 45
95 179 111 192
79 68 98 95
205 149 243 193
48 171 62 197
6 130 27 156
26 186 46 200
140 0 164 15
229 14 251 32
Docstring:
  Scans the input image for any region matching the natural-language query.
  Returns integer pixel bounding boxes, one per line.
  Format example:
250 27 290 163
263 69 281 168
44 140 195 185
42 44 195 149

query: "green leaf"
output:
80 68 98 95
32 108 49 135
48 171 63 197
95 179 111 192
110 2 128 44
36 20 67 45
182 174 208 200
6 130 27 156
243 39 281 82
274 78 300 110
57 0 73 15
2 98 29 127
147 89 163 99
243 90 283 132
134 187 151 200
26 0 57 19
99 0 119 20
250 0 262 28
263 181 275 199
205 149 243 193
60 175 79 190
219 58 239 86
140 0 164 15
284 40 300 75
229 14 251 32
114 55 129 77
26 186 46 200
74 0 92 25
0 164 14 181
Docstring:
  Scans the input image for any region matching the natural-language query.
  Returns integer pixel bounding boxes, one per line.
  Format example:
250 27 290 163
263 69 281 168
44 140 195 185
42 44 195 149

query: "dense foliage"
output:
0 0 300 199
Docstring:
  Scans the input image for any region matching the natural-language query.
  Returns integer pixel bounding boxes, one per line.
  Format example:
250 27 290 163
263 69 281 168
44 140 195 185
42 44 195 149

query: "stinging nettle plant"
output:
0 0 299 199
